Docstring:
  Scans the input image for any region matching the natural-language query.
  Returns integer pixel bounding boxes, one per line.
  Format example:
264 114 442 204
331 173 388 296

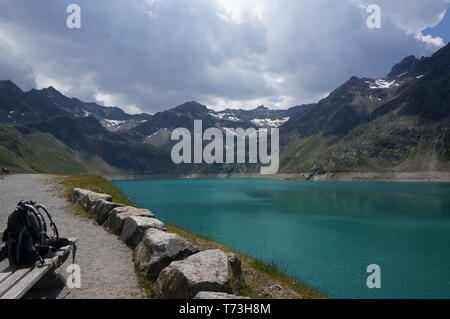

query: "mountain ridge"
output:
279 43 450 175
0 43 449 176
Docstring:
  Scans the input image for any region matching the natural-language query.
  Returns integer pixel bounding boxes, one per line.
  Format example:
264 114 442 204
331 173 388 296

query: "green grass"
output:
58 174 328 299
250 258 325 298
132 250 154 298
280 134 337 173
60 175 136 207
0 124 93 174
0 124 124 175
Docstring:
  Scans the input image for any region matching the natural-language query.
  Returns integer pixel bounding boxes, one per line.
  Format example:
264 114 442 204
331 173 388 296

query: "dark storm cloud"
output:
0 0 448 112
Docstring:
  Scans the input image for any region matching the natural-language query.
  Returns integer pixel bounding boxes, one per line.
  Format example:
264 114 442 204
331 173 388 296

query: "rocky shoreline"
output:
105 171 450 183
71 188 249 299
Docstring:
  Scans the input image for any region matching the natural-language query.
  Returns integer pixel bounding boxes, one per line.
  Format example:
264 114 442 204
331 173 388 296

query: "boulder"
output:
153 249 244 299
71 188 112 209
104 206 155 235
194 291 250 299
135 228 200 281
89 199 125 224
121 216 166 248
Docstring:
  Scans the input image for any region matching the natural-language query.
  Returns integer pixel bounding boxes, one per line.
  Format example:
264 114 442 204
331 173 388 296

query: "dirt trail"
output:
0 174 145 299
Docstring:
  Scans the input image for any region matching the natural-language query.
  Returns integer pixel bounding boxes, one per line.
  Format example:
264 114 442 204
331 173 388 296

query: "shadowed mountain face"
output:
0 81 68 124
0 80 152 131
0 83 303 133
0 43 449 175
280 43 450 174
0 82 306 174
387 56 419 78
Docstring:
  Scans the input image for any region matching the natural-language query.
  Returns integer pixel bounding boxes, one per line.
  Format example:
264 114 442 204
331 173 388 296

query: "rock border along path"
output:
72 188 249 299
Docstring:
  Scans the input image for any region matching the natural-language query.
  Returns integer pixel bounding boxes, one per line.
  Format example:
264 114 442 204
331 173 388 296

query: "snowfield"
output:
366 79 396 89
251 117 290 128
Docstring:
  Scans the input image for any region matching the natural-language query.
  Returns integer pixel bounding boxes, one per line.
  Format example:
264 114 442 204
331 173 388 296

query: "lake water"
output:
113 178 450 299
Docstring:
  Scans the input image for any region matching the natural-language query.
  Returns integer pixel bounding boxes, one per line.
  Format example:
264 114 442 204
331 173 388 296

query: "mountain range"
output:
1 43 449 176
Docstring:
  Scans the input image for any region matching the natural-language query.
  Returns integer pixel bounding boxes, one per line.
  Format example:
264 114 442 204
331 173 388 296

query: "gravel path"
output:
0 174 145 299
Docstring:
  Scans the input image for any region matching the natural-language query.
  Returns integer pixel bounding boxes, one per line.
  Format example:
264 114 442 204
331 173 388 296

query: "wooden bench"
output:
0 231 77 299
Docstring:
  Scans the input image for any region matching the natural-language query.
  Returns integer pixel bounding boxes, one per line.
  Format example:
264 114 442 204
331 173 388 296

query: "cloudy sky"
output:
0 0 449 113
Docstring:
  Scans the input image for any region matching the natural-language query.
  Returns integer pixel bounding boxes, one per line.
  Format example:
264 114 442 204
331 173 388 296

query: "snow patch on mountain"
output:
251 117 290 127
102 119 126 127
209 112 242 122
365 79 396 89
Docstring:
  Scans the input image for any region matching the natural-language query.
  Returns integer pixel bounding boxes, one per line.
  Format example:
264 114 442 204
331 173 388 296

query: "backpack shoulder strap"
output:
35 204 59 239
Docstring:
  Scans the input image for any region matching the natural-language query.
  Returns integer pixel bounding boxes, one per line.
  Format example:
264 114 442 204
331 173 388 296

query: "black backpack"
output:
2 200 59 266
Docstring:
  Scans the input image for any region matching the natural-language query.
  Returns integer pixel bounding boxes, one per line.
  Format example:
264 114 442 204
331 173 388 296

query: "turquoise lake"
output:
113 178 450 299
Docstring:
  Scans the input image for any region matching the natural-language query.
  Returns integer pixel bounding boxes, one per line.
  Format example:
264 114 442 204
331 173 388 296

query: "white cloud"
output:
94 92 117 107
123 104 144 115
415 33 445 47
215 0 267 23
352 0 449 48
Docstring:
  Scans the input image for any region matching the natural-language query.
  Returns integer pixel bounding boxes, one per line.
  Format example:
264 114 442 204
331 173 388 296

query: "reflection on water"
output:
114 178 450 298
247 182 450 219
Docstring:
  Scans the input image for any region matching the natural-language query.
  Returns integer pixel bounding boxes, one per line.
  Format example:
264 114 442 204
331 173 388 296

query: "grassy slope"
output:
280 114 450 174
0 124 93 173
59 175 327 299
0 124 125 175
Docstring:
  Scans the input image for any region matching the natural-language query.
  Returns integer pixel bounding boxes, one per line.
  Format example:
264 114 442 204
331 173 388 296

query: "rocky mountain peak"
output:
387 55 418 78
39 86 65 98
0 80 22 92
44 86 60 93
173 101 208 113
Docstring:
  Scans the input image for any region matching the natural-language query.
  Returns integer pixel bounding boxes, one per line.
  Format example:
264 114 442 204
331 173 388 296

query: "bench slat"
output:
0 266 17 284
1 239 76 300
1 265 51 299
0 238 77 299
0 268 33 297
